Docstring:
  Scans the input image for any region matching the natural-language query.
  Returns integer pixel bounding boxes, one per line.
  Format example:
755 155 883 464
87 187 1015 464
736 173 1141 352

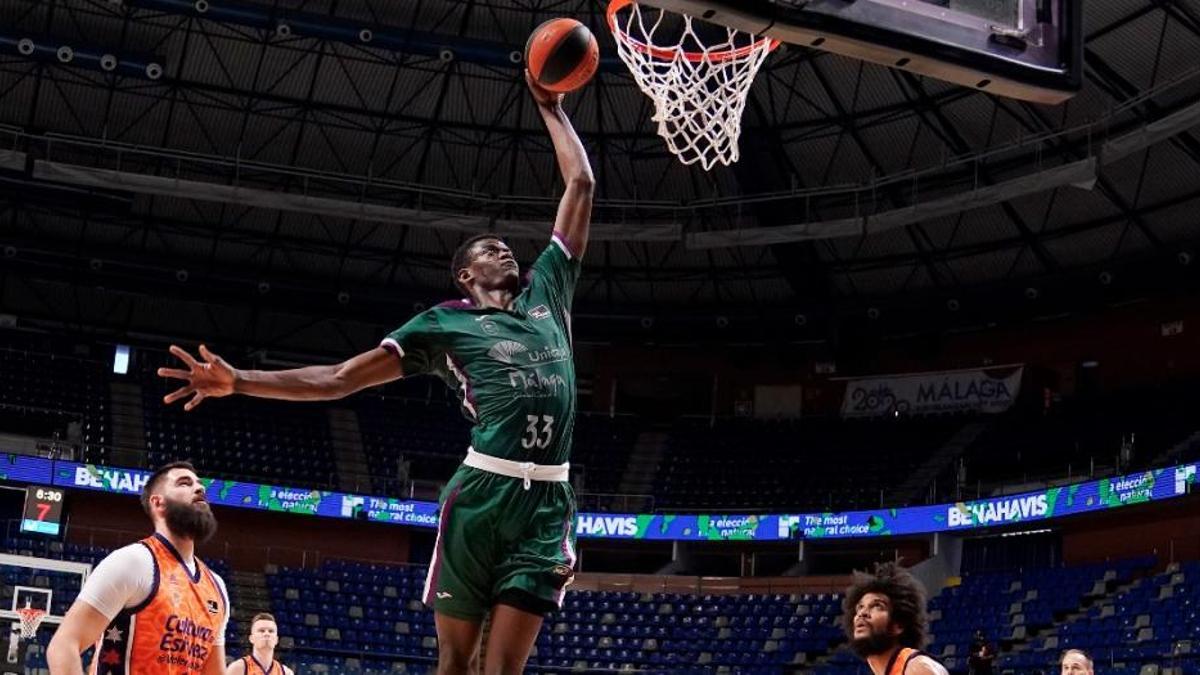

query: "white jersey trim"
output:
551 234 573 260
379 337 405 357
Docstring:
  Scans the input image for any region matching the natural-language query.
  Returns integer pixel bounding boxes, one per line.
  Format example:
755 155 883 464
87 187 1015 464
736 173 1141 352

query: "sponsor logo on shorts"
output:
530 305 551 320
435 591 453 600
552 565 573 577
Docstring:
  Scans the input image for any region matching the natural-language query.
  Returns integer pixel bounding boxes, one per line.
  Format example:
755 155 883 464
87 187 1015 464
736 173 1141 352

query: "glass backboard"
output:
641 0 1082 103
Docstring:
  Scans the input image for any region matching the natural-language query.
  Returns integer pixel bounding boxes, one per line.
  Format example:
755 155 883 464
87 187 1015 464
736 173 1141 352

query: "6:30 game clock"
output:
20 486 65 536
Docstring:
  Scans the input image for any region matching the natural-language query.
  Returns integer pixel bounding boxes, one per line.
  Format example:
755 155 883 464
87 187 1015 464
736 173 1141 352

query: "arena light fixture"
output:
112 344 131 375
55 46 73 63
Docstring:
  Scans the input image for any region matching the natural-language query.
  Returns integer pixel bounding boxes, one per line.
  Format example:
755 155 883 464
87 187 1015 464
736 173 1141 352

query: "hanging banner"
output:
840 365 1024 418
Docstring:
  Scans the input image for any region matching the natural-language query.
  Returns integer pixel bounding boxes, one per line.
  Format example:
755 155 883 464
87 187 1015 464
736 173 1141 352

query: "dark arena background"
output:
1 0 1200 673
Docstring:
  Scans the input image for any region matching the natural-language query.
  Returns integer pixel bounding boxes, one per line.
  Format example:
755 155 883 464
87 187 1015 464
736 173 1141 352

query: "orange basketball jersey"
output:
887 647 922 675
242 655 284 675
91 533 227 675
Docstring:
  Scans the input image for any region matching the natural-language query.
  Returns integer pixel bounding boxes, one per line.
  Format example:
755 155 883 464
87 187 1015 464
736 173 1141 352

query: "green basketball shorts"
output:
421 463 577 622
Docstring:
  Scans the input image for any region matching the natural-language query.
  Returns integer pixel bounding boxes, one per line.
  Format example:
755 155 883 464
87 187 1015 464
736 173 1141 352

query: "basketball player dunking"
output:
225 614 292 675
47 462 229 675
157 71 593 675
842 563 950 675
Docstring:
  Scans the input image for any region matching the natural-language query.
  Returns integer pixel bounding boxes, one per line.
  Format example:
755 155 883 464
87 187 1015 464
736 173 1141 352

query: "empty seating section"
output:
556 412 639 495
1042 560 1200 675
929 560 1147 671
356 396 472 494
0 340 108 458
962 384 1200 489
656 417 962 510
266 558 845 674
142 356 337 487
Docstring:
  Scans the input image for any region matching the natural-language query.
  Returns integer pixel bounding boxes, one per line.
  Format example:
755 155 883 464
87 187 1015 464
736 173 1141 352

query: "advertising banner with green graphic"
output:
1 454 1195 541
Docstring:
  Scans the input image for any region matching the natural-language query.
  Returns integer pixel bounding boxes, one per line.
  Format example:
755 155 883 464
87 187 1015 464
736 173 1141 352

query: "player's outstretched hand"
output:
157 344 236 411
525 68 564 108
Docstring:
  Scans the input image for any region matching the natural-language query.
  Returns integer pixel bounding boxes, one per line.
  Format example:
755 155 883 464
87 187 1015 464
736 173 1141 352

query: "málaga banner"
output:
839 364 1024 418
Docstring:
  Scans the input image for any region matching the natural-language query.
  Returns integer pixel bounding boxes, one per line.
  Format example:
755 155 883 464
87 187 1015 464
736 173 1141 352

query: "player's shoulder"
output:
283 666 295 675
99 541 155 568
432 298 475 311
909 653 950 675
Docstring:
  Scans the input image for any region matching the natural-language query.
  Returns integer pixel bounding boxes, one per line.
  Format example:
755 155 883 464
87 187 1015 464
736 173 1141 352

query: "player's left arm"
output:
205 573 230 675
203 644 227 675
910 655 951 675
527 69 594 261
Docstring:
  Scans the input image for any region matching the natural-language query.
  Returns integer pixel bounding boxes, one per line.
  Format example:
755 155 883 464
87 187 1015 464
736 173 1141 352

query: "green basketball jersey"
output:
381 238 580 465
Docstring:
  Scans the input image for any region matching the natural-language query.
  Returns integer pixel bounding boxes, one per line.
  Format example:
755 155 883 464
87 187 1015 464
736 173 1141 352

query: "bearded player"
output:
47 462 229 675
157 71 592 675
842 562 950 675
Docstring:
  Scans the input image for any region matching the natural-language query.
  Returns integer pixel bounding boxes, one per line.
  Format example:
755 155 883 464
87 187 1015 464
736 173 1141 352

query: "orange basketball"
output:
525 18 600 93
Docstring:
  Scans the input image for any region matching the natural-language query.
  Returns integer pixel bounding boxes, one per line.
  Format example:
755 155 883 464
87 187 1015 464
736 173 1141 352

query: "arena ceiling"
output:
1 0 1199 352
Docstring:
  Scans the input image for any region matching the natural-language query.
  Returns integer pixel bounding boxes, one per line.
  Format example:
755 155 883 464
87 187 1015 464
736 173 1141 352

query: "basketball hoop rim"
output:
606 0 780 64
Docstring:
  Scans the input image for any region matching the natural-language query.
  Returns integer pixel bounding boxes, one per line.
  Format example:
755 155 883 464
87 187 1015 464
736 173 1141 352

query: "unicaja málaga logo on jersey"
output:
487 340 529 364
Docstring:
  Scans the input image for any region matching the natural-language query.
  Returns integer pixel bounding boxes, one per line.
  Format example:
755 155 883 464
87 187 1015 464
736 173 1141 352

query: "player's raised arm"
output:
157 344 403 411
527 69 595 260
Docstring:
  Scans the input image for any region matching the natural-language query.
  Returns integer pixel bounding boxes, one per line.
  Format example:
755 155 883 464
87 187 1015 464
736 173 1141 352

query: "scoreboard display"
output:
20 486 65 535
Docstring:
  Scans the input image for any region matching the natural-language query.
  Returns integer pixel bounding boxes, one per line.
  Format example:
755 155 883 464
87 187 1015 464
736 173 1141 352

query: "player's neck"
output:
472 287 516 311
252 647 275 665
866 645 902 675
155 525 195 565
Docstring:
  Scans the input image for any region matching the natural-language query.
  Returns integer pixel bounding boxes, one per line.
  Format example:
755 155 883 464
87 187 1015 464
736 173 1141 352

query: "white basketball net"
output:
15 607 46 639
608 0 778 171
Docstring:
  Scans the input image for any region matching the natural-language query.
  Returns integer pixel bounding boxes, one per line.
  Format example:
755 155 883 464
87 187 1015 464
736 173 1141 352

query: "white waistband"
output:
463 447 569 490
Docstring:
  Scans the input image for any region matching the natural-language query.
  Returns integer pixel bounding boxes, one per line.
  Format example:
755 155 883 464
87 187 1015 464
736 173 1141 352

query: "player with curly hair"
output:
841 562 950 675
